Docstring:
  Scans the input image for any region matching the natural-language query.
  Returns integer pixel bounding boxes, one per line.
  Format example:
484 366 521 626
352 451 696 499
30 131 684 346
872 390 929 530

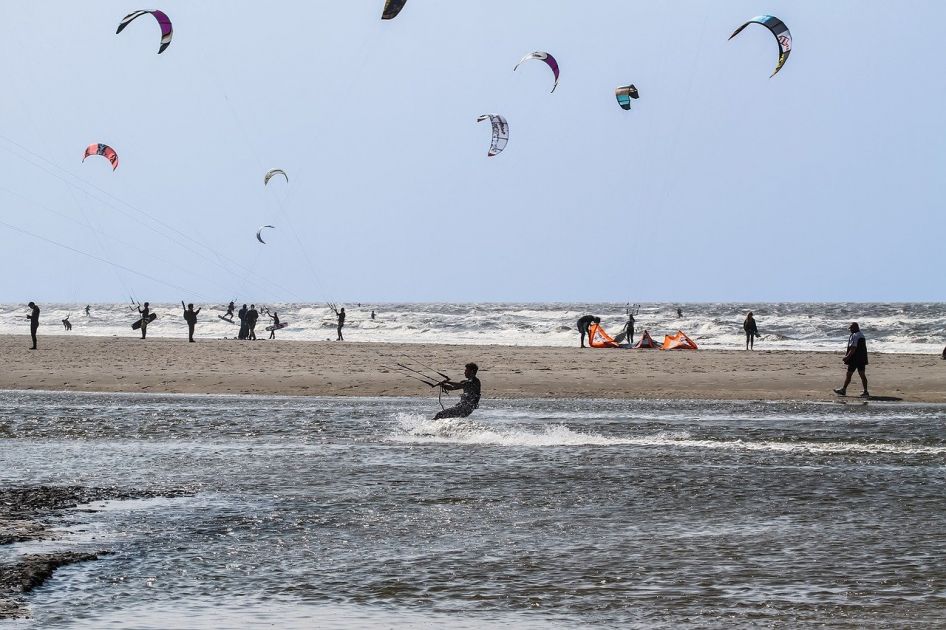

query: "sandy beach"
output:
2 334 944 402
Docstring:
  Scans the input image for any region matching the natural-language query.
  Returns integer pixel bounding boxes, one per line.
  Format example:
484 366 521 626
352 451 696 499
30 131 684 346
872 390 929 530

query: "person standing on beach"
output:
182 302 201 343
743 312 759 350
332 306 346 341
576 315 600 348
268 310 280 339
434 363 482 420
237 304 248 340
247 305 259 340
834 322 869 398
25 302 40 350
137 302 150 340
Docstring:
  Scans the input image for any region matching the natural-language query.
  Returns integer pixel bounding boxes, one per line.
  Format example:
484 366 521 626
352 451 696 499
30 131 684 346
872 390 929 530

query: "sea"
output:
0 302 943 353
2 390 945 628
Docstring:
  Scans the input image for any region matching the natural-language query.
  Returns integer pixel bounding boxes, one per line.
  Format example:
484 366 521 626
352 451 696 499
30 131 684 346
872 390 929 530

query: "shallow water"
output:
2 391 945 628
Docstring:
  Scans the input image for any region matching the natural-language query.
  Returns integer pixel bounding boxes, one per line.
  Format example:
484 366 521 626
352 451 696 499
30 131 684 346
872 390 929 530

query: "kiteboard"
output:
218 315 237 324
265 322 288 332
131 313 157 330
835 394 903 402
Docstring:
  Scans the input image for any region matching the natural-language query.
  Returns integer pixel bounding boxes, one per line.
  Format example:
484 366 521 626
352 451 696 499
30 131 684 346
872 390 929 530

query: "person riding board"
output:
224 301 236 322
433 363 481 420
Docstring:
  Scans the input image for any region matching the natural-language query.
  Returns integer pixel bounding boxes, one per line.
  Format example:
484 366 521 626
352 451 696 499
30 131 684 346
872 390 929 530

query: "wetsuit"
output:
269 313 280 339
434 376 481 420
28 305 40 349
184 307 200 342
744 316 758 349
138 305 150 339
576 315 598 348
336 309 345 341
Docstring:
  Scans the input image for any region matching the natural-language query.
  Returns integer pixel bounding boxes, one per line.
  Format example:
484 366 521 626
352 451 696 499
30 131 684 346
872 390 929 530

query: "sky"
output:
1 1 944 303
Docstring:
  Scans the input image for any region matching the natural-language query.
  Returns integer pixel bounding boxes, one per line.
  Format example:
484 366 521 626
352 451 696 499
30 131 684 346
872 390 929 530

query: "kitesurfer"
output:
332 306 346 341
182 302 201 343
614 308 636 345
576 315 600 348
224 301 235 322
237 304 248 340
62 315 72 331
433 363 481 420
677 307 683 318
268 310 280 339
371 310 376 320
834 323 869 398
743 312 759 350
84 305 91 317
26 302 39 349
247 305 259 340
137 302 150 340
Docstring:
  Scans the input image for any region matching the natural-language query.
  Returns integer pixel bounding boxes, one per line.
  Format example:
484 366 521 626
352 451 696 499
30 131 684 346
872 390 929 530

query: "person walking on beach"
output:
182 302 201 343
137 302 150 340
84 305 91 317
434 363 482 420
25 302 40 349
743 312 759 350
247 305 259 340
237 304 248 340
834 322 869 398
576 315 600 348
268 309 280 339
332 305 346 341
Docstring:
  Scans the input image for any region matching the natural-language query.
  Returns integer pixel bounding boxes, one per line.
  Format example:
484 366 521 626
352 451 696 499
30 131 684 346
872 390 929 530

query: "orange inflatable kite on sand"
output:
588 322 622 348
662 331 698 350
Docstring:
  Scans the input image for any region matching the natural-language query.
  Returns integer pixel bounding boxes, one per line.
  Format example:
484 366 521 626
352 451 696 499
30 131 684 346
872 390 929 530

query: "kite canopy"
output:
382 0 407 20
662 331 698 350
82 143 119 171
588 323 624 348
256 225 275 244
514 52 560 93
633 330 660 349
116 10 173 54
615 84 640 111
729 15 792 77
264 169 288 186
476 114 509 157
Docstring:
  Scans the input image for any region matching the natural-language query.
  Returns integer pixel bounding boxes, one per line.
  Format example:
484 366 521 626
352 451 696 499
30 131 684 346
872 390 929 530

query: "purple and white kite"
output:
116 10 173 54
514 52 560 93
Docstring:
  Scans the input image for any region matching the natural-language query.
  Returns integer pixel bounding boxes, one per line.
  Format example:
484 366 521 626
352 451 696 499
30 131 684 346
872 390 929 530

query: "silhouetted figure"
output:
26 302 40 349
238 304 248 340
268 310 280 339
332 306 346 341
834 322 869 398
371 310 376 320
137 302 150 340
62 314 72 331
433 363 482 420
677 307 683 318
224 301 235 322
247 305 259 340
743 312 759 350
183 301 201 343
576 315 600 348
84 305 91 317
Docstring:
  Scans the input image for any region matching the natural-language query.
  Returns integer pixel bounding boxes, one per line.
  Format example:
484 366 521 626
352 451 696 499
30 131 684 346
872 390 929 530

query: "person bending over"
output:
433 363 482 420
576 315 600 348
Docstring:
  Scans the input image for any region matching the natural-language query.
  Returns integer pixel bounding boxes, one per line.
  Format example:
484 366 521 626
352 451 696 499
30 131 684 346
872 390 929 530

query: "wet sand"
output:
1 334 944 402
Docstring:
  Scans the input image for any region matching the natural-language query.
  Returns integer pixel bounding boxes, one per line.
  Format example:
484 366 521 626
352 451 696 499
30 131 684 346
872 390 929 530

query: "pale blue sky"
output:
1 1 944 303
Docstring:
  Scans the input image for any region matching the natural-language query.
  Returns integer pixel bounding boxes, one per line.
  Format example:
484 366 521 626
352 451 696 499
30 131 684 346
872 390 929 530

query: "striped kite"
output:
614 84 639 111
729 15 792 77
116 10 173 54
514 52 560 93
82 143 119 171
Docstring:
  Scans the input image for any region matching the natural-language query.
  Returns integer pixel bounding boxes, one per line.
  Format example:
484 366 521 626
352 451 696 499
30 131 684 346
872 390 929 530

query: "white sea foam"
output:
391 413 946 455
0 302 942 353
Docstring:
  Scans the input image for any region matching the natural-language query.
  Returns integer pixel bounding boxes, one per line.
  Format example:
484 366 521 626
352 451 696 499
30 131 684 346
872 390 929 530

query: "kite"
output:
264 169 288 186
514 52 560 93
256 225 275 244
116 10 173 54
382 0 407 20
729 15 792 77
615 84 639 110
82 143 119 171
476 114 509 157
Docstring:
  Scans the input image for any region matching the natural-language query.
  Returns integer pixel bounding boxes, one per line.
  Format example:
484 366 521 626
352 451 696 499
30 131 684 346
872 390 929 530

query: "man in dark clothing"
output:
26 302 40 349
238 304 248 340
576 315 601 348
333 306 346 341
434 363 482 420
834 322 869 397
137 302 150 340
247 305 259 340
743 312 759 350
182 302 201 343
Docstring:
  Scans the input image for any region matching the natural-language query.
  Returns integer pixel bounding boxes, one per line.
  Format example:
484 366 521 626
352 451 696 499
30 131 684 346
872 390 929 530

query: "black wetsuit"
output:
269 314 280 339
434 377 481 420
138 306 150 339
28 305 39 349
337 310 346 341
576 315 598 348
184 308 200 342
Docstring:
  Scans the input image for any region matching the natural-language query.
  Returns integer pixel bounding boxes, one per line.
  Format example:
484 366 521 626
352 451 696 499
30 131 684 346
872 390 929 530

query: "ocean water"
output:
2 390 945 628
0 302 944 353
